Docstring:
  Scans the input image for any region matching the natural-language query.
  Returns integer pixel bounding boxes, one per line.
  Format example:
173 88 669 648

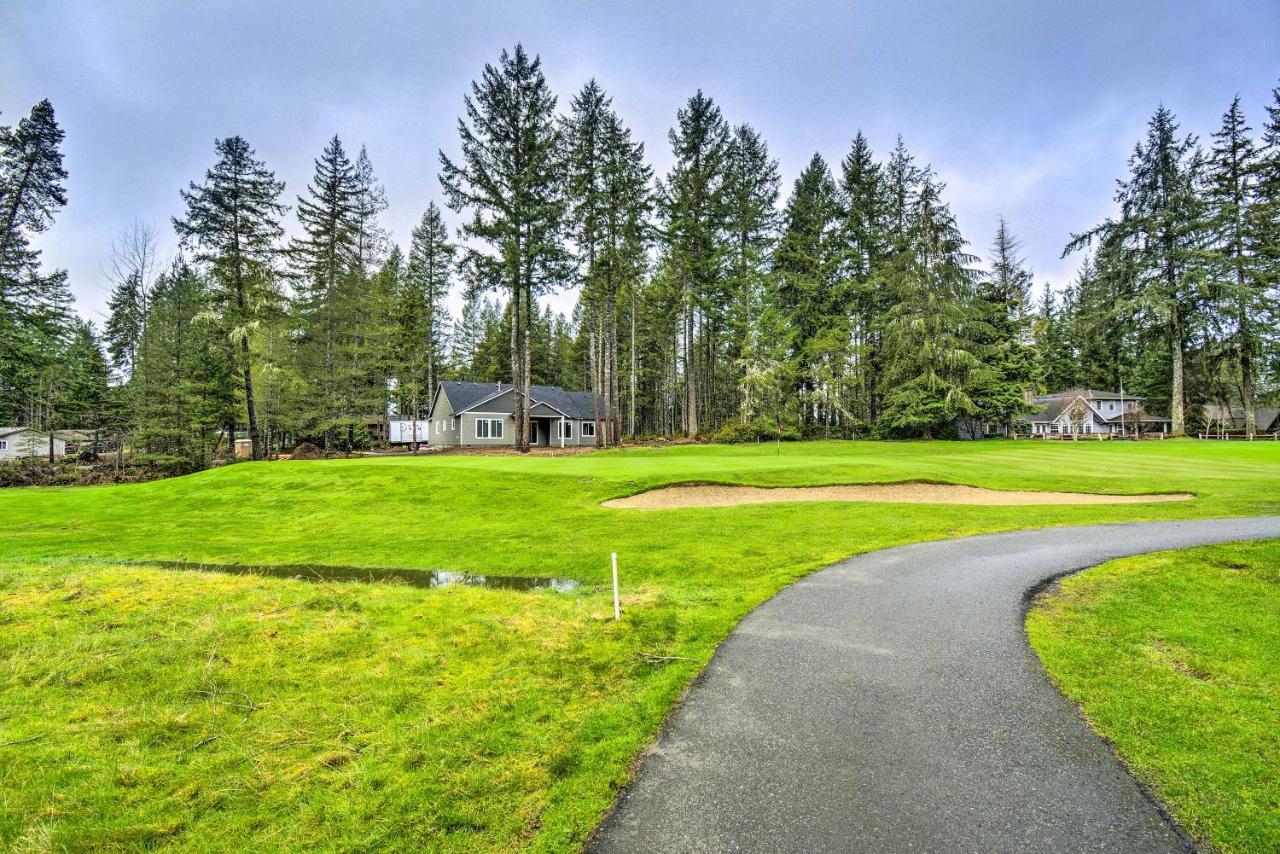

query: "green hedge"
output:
713 419 801 444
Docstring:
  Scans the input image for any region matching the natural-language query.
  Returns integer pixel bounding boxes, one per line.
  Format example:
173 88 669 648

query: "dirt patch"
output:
603 482 1195 510
289 442 325 460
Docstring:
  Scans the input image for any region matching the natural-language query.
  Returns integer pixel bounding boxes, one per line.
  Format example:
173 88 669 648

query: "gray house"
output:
1027 389 1171 436
423 381 605 448
1201 403 1280 434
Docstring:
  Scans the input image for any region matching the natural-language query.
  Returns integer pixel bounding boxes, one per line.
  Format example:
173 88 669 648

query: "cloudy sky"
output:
3 0 1278 324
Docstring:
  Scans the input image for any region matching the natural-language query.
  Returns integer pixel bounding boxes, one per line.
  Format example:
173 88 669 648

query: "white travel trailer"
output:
388 420 430 445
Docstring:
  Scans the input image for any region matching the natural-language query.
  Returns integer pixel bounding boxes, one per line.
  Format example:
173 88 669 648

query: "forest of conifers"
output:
2 45 1278 464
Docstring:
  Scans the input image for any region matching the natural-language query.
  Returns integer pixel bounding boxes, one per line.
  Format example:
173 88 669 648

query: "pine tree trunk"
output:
232 258 261 460
240 331 259 459
629 292 636 438
511 282 523 451
589 314 602 447
1238 274 1256 435
684 296 698 438
606 298 618 445
522 285 532 451
1170 315 1185 437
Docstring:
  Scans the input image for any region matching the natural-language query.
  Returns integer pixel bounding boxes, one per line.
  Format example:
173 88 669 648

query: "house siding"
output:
462 412 517 447
0 429 66 459
428 388 463 448
427 382 604 448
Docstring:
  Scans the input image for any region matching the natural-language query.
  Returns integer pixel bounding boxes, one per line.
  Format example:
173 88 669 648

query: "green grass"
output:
1 439 1279 850
1028 541 1280 853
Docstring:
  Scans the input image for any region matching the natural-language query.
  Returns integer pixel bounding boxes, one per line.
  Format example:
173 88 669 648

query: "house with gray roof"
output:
1027 389 1171 436
406 381 605 448
1201 403 1280 434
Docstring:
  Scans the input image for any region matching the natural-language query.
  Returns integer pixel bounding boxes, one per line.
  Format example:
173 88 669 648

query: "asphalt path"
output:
589 517 1280 853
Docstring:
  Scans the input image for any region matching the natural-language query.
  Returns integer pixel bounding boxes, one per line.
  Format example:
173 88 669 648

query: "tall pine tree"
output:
173 136 288 459
659 91 729 437
440 44 568 452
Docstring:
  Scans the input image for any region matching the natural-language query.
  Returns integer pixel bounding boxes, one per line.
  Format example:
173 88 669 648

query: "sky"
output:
3 0 1278 326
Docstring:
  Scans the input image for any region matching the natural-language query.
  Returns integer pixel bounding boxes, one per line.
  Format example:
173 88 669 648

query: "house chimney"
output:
1023 387 1035 405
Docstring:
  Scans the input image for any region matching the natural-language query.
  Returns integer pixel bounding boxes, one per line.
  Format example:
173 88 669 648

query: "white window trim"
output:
474 417 504 439
581 421 596 437
0 440 6 450
559 420 573 439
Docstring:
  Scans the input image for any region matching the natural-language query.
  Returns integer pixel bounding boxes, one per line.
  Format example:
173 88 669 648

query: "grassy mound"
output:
1029 541 1280 853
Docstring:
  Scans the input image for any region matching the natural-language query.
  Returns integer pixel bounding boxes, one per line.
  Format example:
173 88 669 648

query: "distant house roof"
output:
437 381 601 421
1029 389 1155 424
1035 389 1140 403
1027 397 1077 424
0 426 48 439
1202 404 1280 430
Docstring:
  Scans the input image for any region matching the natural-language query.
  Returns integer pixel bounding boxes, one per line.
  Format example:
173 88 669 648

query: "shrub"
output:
714 419 800 444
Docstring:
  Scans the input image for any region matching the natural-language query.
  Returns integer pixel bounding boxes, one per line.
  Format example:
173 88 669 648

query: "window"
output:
581 421 595 438
0 440 6 450
1049 423 1060 434
475 417 503 439
559 420 573 439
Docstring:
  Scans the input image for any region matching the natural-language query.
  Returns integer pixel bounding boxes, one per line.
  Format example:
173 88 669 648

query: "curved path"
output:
590 517 1280 853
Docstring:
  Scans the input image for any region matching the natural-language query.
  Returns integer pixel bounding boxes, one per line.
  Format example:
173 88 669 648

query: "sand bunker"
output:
603 482 1195 510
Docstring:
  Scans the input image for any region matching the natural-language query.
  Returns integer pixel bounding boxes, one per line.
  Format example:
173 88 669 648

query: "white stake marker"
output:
611 552 621 621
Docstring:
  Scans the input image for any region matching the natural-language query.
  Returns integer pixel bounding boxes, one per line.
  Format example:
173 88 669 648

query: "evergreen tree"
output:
397 203 455 440
1035 281 1076 391
1204 95 1269 432
0 100 73 424
173 135 288 459
133 259 237 468
1066 106 1204 435
880 173 989 437
440 44 568 452
972 218 1038 428
659 91 730 436
564 80 613 444
723 124 781 424
353 145 390 273
0 100 68 294
565 83 652 443
1247 86 1280 420
450 290 484 377
290 135 360 447
775 153 844 433
55 320 112 448
838 131 888 427
105 270 147 377
346 151 396 451
598 109 651 439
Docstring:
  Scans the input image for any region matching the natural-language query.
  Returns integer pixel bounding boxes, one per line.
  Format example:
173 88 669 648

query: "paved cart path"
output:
590 517 1280 853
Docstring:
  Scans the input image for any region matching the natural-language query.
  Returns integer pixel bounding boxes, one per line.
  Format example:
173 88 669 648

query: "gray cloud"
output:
3 0 1277 323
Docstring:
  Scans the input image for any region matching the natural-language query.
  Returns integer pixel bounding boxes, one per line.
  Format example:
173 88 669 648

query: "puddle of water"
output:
129 560 582 592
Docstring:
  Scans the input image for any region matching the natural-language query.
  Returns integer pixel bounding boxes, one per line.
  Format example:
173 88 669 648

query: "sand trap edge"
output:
602 481 1196 510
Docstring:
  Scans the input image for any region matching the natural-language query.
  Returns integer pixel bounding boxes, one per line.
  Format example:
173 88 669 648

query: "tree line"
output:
2 46 1278 468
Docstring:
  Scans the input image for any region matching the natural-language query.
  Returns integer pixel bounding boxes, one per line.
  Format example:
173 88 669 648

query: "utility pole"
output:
1119 380 1126 438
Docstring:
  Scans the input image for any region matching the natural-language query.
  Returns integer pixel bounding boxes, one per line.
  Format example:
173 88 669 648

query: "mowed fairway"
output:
1 440 1278 851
